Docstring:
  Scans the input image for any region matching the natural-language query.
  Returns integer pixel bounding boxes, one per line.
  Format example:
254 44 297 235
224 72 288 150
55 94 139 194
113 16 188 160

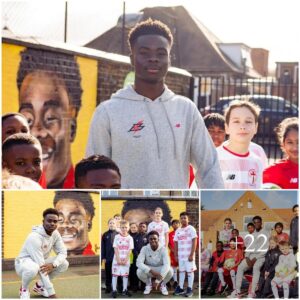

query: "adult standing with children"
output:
86 19 223 189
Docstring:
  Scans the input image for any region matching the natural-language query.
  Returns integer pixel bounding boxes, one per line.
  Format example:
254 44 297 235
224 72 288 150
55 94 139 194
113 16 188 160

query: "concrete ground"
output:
101 282 199 298
2 264 99 298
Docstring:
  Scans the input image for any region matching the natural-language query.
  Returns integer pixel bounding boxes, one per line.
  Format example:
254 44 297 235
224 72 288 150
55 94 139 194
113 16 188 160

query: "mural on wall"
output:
101 199 198 232
2 43 98 188
3 190 100 258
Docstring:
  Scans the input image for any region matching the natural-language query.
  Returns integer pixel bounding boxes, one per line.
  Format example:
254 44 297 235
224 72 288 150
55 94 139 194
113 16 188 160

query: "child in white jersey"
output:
111 220 134 298
147 207 169 248
271 241 297 299
216 100 263 189
174 212 198 297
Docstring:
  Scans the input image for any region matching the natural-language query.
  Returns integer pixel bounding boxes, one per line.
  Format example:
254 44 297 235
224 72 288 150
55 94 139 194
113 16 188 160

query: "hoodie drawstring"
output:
144 99 161 159
143 98 177 160
161 100 177 159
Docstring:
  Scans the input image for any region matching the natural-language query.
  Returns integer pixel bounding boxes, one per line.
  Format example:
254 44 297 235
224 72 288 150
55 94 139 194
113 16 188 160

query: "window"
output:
143 190 160 196
101 190 119 197
243 215 255 231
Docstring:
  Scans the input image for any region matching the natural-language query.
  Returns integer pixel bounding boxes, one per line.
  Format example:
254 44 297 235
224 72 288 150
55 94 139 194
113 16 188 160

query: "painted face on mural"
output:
19 71 76 188
55 199 91 255
123 208 154 225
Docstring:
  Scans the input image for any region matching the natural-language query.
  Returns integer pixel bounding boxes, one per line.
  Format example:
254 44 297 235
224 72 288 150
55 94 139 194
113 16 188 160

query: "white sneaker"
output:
144 285 152 295
227 290 238 298
33 282 49 297
19 287 30 299
160 283 169 296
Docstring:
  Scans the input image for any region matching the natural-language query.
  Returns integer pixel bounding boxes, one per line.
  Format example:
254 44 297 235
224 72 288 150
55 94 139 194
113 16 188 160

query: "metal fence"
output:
193 77 299 163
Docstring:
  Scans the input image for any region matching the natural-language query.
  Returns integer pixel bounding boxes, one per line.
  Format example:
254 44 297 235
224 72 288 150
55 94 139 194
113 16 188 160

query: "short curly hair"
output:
2 133 41 154
17 48 82 115
128 18 173 51
75 155 121 187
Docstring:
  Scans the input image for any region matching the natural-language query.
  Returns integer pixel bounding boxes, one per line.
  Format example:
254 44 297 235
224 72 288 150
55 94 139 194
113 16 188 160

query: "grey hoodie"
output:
16 225 67 295
86 85 224 189
136 243 170 276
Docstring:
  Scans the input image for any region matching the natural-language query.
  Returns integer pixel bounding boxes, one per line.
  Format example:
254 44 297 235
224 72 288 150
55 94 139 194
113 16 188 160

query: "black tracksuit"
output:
101 229 117 290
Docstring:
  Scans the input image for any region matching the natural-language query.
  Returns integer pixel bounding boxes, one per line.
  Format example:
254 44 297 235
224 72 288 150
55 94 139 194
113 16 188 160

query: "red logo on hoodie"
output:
128 120 145 137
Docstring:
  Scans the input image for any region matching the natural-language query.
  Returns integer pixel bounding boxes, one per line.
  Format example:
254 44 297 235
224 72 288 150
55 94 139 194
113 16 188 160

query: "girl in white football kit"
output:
147 207 169 248
112 220 134 298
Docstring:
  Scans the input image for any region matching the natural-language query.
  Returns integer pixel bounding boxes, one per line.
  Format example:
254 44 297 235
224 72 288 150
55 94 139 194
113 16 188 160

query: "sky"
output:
201 190 298 210
2 0 300 70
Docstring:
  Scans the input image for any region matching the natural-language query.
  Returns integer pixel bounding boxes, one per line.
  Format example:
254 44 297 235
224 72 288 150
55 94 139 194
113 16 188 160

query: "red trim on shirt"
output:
223 146 249 157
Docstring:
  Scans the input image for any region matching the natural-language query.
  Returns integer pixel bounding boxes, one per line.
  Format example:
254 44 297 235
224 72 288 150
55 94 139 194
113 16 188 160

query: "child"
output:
231 229 244 251
271 241 297 299
169 219 180 289
112 220 134 298
129 223 139 291
201 241 224 296
201 244 211 275
263 117 298 189
114 214 121 233
256 237 281 298
75 155 121 189
174 212 198 297
218 238 243 294
203 113 226 147
219 218 233 250
101 218 118 293
132 222 148 291
204 112 268 166
2 112 29 143
2 133 42 184
244 222 255 249
216 100 263 189
273 222 289 243
147 207 169 248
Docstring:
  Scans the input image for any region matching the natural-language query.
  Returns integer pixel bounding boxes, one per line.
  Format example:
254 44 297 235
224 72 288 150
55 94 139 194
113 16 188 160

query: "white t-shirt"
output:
174 225 197 261
147 220 169 247
216 145 263 189
249 142 268 169
112 234 134 265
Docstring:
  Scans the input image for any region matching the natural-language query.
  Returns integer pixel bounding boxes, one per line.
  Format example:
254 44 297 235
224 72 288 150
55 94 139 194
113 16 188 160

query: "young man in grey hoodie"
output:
15 208 68 299
136 230 173 296
86 19 224 189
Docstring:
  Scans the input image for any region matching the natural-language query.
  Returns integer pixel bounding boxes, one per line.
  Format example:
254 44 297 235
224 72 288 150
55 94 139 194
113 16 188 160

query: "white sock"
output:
112 276 117 291
187 272 194 289
217 268 226 286
283 282 289 299
146 277 152 287
271 281 279 298
179 272 185 289
230 270 236 290
122 276 128 291
172 267 178 282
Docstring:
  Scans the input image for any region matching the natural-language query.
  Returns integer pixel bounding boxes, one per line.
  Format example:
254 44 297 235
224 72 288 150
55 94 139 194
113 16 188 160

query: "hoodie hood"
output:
111 84 175 102
32 224 52 238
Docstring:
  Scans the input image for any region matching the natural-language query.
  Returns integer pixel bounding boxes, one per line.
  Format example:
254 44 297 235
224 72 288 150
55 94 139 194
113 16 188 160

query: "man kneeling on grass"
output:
137 230 173 296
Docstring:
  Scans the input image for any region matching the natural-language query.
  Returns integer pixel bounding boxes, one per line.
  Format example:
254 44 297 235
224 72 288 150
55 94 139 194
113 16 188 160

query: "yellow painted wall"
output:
2 43 98 169
3 191 100 258
2 43 25 113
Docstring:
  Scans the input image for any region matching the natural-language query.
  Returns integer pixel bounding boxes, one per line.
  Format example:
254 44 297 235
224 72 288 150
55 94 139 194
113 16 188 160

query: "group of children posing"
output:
2 98 299 190
101 208 198 298
201 210 298 299
198 101 298 189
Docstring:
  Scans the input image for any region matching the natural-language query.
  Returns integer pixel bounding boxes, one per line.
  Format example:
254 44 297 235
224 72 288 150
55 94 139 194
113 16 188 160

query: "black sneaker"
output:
105 287 112 294
112 290 117 298
174 286 185 295
122 290 132 297
201 289 207 295
185 287 193 297
220 284 228 294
